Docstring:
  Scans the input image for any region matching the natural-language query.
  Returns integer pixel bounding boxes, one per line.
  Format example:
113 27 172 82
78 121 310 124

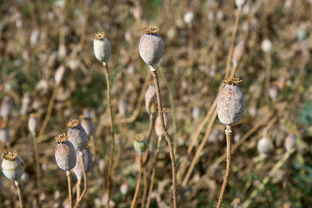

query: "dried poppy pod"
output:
73 149 92 181
284 134 296 152
55 133 77 171
139 26 164 67
133 134 147 153
145 84 157 115
1 151 24 181
93 32 111 64
155 111 169 137
217 78 244 125
0 96 13 120
232 40 245 68
67 119 88 151
257 137 273 156
28 113 39 136
80 115 94 137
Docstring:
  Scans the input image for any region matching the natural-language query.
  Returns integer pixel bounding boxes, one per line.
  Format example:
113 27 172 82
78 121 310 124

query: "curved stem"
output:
14 181 24 208
75 152 88 207
76 179 82 203
131 154 143 208
150 69 177 208
146 136 161 208
66 170 73 208
216 125 232 208
103 62 115 208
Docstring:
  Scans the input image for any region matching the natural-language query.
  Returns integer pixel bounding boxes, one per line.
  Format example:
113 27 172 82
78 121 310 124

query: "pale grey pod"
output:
0 127 9 143
67 119 88 151
139 27 164 66
55 134 76 171
155 113 168 137
73 149 92 180
145 84 157 115
28 114 39 136
284 134 296 152
1 152 24 181
0 96 13 119
217 82 244 125
80 117 94 137
257 137 273 156
93 32 111 63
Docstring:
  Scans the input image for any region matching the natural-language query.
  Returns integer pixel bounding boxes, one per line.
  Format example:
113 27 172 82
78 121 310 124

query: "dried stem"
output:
75 151 88 207
14 181 24 208
76 179 82 203
150 68 177 208
141 169 148 208
31 133 41 201
131 154 143 208
103 62 115 208
216 125 232 208
146 136 161 208
66 170 73 208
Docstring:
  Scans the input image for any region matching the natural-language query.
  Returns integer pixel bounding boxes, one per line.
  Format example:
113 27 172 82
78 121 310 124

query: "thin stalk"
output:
141 169 148 208
150 68 177 208
146 136 161 208
216 125 232 208
103 62 115 208
75 151 88 207
76 179 82 203
14 181 24 208
131 154 144 208
31 133 41 200
66 170 73 208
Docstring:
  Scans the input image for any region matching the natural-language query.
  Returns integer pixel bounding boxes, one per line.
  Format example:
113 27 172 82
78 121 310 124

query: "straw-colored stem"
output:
90 135 96 159
75 152 88 207
66 170 73 208
131 154 143 208
150 68 177 208
32 133 41 203
264 54 272 104
216 125 232 208
147 114 155 146
103 62 115 208
14 181 24 208
141 169 148 208
76 179 82 203
146 136 161 208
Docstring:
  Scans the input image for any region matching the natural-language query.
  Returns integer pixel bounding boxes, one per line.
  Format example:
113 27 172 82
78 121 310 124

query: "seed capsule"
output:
257 137 273 156
232 40 245 68
217 78 244 125
133 134 147 153
1 152 24 181
67 119 88 151
73 149 92 180
0 96 13 120
139 26 164 66
80 115 94 137
55 133 76 171
155 112 168 137
93 32 112 64
284 134 296 152
28 113 39 136
145 84 157 115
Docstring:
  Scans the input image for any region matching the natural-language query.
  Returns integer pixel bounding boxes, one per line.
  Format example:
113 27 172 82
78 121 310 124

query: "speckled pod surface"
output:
257 137 273 155
73 149 92 180
139 33 164 66
1 156 24 181
67 123 88 151
145 84 157 115
55 141 76 171
93 37 111 63
217 84 244 125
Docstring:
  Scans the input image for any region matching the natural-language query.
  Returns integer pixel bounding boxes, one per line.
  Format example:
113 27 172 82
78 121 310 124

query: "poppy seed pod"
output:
284 134 296 152
55 133 76 171
1 152 24 181
155 112 168 137
139 26 164 66
28 114 39 136
73 149 92 180
145 84 157 115
133 134 147 153
54 65 66 86
257 137 273 156
217 78 244 125
93 32 111 64
232 40 245 68
0 96 13 120
67 119 88 151
80 115 94 137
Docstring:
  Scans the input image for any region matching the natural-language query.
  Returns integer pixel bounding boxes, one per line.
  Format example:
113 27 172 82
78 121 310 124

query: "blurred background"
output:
0 0 312 207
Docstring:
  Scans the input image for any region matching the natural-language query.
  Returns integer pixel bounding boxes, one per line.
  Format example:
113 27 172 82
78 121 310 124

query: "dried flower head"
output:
67 119 88 151
223 77 243 85
93 32 111 63
1 151 24 181
55 133 69 144
55 134 76 171
139 26 164 66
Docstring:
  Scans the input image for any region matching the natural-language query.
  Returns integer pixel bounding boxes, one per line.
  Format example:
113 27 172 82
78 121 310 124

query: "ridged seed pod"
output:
257 137 273 156
1 152 24 181
93 32 111 64
28 113 39 136
55 133 76 171
145 84 157 115
139 26 164 66
217 78 244 125
133 134 147 153
67 119 88 151
73 149 92 180
284 134 296 152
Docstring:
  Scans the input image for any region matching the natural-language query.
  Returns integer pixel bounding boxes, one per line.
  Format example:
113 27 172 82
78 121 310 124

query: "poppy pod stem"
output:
150 68 177 208
75 151 88 207
130 154 143 208
66 170 73 208
103 62 115 208
216 125 232 208
14 180 24 208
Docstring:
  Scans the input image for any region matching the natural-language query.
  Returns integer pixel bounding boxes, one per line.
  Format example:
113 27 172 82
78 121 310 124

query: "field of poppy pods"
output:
0 0 312 207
